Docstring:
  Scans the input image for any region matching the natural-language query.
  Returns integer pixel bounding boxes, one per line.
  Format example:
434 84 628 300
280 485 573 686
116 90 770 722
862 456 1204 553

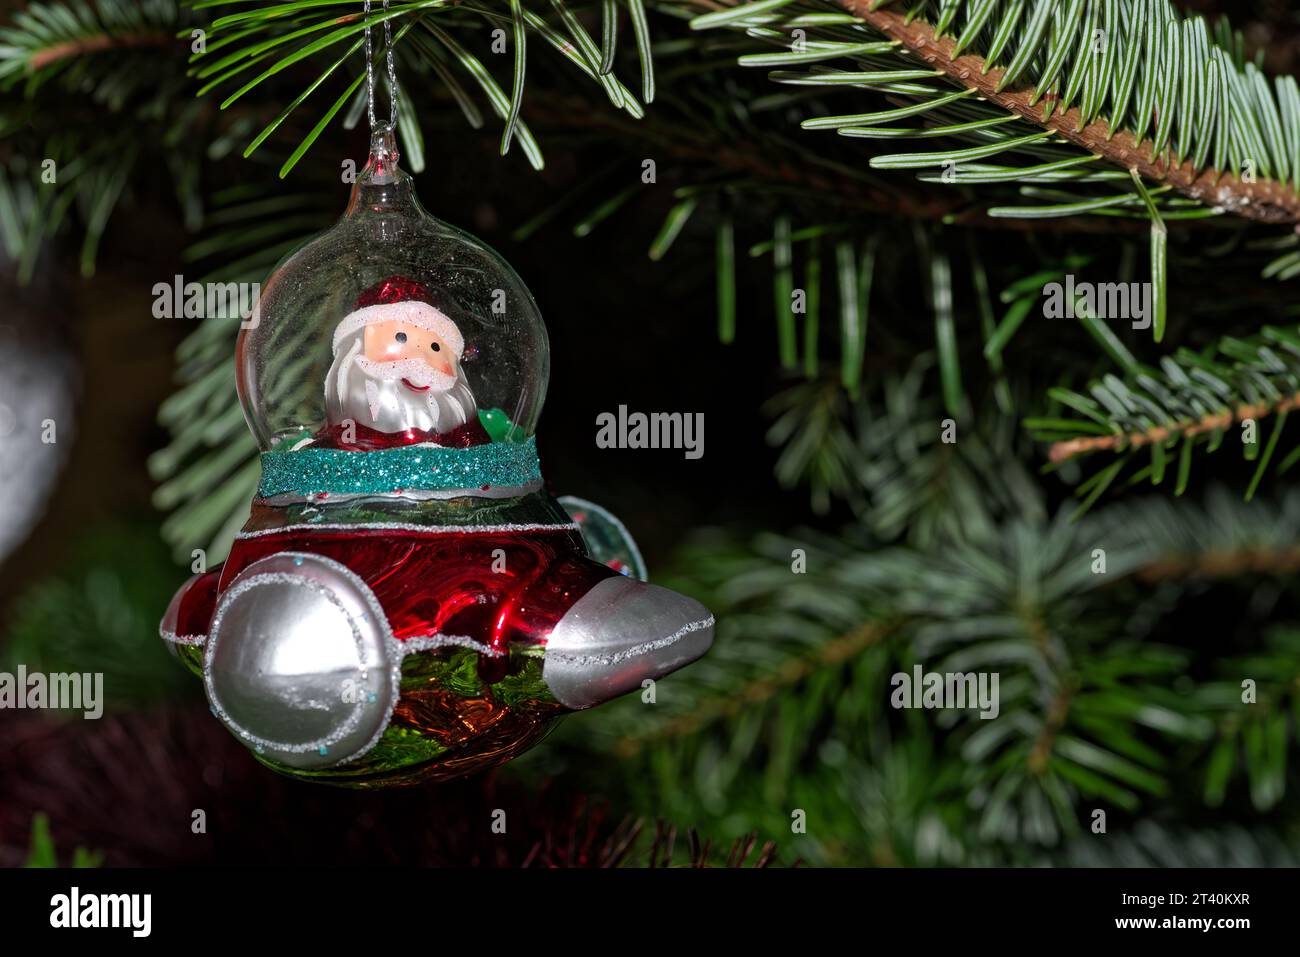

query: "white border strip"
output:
402 633 504 658
545 615 715 668
159 628 207 647
161 625 505 661
258 478 544 505
236 521 579 540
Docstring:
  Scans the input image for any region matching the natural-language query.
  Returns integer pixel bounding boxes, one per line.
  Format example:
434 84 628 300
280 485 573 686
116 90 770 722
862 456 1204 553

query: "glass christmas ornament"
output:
159 130 714 787
238 128 547 452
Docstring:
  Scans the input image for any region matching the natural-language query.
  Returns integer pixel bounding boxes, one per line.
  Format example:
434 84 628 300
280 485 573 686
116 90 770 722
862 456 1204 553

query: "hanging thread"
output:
363 0 399 132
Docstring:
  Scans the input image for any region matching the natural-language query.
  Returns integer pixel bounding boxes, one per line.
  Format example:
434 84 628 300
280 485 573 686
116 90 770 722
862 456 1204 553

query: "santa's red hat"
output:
332 275 464 358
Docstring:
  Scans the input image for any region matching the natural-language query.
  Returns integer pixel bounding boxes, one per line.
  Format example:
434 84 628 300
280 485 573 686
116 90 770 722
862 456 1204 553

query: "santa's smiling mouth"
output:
401 378 431 392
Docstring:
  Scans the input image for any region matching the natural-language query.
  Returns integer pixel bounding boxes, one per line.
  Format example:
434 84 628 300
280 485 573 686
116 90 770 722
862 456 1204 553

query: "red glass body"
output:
176 523 617 685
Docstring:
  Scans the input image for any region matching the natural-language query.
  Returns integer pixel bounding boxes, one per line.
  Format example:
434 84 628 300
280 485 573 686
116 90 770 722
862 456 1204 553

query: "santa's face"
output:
363 318 456 378
324 305 477 439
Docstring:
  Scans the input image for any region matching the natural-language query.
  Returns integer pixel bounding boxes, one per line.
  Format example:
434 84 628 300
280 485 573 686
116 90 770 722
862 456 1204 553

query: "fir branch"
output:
573 369 1300 851
0 1 203 278
25 30 172 70
1033 323 1300 502
1051 820 1300 866
1099 485 1300 579
612 618 896 757
1198 628 1300 810
190 0 659 174
584 490 1255 848
151 185 338 562
1049 389 1300 462
833 0 1300 224
1137 546 1300 580
1027 683 1074 775
688 0 1300 225
0 1 179 83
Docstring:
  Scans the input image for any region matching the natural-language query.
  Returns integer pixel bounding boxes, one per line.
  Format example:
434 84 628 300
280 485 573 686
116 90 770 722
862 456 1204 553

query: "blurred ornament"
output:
159 27 712 785
0 272 77 566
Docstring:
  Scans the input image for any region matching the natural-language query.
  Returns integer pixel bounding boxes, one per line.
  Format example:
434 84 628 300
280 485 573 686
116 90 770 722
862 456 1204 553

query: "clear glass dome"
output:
237 128 549 451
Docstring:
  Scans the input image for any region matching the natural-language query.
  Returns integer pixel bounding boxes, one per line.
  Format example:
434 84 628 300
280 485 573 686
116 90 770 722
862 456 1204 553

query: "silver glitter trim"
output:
544 615 716 668
258 478 543 506
203 554 402 767
400 633 503 658
160 628 207 647
236 521 579 539
168 621 501 659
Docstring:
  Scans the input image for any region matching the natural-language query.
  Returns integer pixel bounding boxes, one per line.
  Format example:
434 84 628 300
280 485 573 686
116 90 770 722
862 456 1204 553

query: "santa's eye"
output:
431 342 441 352
395 332 407 344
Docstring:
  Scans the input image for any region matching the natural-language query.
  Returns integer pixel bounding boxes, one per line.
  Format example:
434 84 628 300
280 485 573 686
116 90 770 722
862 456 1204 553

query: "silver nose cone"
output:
542 576 714 710
204 552 398 769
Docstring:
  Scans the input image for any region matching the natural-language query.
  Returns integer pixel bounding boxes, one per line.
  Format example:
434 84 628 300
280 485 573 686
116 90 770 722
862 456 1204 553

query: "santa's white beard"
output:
324 337 478 437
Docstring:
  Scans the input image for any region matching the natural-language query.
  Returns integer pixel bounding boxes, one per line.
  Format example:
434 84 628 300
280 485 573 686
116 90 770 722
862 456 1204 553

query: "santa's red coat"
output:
312 418 492 450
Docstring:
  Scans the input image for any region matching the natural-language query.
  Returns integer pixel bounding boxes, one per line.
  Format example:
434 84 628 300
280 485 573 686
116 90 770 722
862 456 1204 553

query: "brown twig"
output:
831 0 1300 224
1049 391 1300 463
1137 546 1300 581
1028 683 1075 775
28 32 174 71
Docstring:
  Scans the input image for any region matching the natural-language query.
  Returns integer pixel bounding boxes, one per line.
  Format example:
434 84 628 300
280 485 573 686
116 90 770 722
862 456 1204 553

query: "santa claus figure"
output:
318 276 490 449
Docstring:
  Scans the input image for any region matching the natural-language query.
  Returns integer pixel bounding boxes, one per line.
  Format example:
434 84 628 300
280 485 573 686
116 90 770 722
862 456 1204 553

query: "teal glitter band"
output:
257 438 542 498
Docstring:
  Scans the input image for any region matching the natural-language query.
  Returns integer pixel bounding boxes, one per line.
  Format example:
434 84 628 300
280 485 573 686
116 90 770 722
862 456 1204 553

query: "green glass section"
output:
174 644 203 679
477 407 516 443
